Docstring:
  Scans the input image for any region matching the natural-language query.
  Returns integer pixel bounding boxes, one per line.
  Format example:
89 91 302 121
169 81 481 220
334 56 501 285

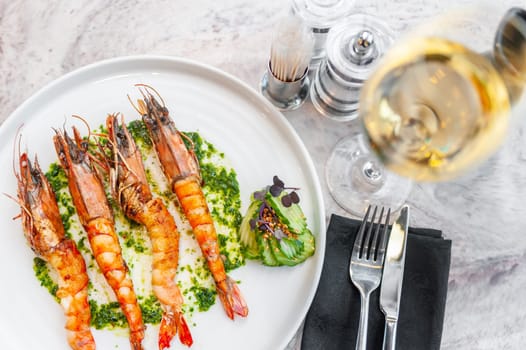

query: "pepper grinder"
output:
310 14 395 121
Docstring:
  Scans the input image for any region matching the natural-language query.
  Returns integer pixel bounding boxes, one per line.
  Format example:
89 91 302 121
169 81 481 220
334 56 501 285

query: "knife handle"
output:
382 318 398 350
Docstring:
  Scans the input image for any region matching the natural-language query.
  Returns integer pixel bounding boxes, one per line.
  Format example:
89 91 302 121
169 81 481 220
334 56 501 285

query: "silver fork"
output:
349 205 391 350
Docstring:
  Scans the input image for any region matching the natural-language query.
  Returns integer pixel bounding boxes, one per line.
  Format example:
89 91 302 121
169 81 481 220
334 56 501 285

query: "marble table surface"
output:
1 0 526 349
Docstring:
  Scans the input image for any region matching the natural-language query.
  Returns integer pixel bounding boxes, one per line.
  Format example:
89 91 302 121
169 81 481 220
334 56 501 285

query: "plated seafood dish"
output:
11 85 315 350
0 56 325 350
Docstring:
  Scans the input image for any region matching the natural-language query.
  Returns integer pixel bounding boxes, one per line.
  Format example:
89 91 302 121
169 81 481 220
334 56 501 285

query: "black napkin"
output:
302 214 452 350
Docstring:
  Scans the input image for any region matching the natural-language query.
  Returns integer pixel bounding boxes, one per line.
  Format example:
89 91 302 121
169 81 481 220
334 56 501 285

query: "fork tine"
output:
369 206 385 261
362 205 378 259
352 205 371 259
376 208 391 263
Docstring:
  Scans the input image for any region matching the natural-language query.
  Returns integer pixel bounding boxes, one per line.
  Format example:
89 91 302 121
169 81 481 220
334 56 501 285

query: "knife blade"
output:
380 205 409 350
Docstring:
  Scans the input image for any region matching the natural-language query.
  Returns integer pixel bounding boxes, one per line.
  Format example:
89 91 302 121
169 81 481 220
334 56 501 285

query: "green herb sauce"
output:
144 168 159 193
127 119 152 148
218 234 244 272
118 230 147 254
45 163 68 193
33 257 59 302
181 131 244 272
200 163 242 227
89 295 163 329
139 295 163 324
89 300 128 329
190 286 216 312
76 237 92 256
35 120 245 331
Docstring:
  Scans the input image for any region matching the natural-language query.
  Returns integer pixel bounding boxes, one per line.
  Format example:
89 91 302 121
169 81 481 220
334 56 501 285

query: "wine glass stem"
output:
362 160 383 183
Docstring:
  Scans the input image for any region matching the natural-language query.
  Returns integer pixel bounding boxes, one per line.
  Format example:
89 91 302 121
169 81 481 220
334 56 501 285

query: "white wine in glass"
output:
360 7 526 181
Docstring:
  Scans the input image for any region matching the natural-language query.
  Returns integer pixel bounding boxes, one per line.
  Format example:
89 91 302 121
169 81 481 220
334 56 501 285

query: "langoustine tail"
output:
159 310 193 349
217 276 249 320
174 178 249 320
130 331 145 350
52 239 96 350
176 312 193 347
87 218 145 350
139 198 193 348
67 330 96 350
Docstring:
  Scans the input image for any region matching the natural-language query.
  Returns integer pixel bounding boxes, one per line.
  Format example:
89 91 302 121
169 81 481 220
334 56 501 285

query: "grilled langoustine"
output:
15 148 95 350
105 113 193 349
53 126 145 350
131 85 248 320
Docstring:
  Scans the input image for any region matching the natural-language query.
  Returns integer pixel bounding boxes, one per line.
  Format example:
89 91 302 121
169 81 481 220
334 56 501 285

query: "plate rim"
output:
0 55 326 349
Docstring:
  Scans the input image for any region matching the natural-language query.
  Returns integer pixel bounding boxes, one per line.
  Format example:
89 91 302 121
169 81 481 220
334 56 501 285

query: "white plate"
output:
0 56 325 350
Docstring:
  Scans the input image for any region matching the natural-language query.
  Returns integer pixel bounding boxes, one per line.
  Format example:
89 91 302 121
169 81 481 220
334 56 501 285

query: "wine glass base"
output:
326 135 413 217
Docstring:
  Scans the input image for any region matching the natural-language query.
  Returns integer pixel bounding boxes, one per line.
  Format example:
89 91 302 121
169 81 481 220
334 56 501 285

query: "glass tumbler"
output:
291 0 355 69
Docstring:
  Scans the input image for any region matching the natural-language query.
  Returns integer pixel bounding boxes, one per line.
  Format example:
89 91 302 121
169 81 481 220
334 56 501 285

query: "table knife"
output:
379 205 410 350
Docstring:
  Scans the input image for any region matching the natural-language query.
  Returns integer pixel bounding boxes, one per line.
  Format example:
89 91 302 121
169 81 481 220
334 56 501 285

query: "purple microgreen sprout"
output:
251 217 283 239
280 191 300 207
253 189 266 201
268 176 301 204
269 175 285 197
258 200 267 218
269 184 283 197
250 202 287 240
290 191 300 204
249 176 303 237
281 194 292 207
249 218 257 230
273 175 284 188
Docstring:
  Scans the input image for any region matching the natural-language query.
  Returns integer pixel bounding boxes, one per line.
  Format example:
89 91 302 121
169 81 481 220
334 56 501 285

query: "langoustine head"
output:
129 84 201 186
106 113 152 221
16 151 65 257
53 125 113 226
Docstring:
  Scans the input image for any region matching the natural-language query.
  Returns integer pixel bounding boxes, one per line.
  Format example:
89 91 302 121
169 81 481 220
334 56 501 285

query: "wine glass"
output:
327 6 526 215
326 131 413 216
360 6 526 182
318 15 413 215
